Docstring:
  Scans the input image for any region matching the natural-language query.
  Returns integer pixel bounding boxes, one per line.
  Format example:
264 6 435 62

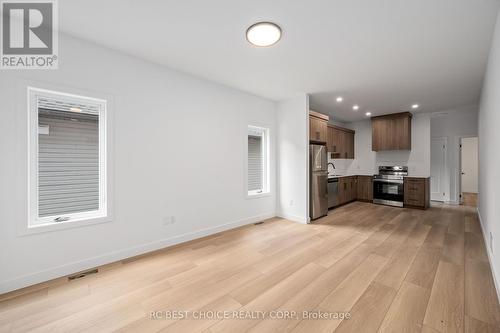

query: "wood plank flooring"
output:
1 202 499 332
462 193 478 207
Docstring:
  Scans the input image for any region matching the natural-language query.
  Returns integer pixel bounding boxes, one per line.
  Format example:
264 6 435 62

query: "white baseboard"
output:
477 208 500 303
0 212 276 294
277 212 308 224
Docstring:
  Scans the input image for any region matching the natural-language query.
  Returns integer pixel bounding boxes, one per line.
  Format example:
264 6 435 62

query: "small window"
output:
247 126 269 196
28 88 108 228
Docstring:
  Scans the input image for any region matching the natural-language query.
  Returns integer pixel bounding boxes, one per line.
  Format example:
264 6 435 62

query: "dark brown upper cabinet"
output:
309 111 329 143
327 125 355 159
372 112 412 151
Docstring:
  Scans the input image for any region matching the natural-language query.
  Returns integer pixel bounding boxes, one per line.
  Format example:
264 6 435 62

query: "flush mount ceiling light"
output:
246 22 282 47
412 104 420 109
336 97 343 102
365 112 372 116
353 105 359 111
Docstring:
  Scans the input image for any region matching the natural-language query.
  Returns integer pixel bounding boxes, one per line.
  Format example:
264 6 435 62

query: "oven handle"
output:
373 179 404 184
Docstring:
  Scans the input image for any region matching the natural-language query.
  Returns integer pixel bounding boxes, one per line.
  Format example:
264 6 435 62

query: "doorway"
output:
431 137 447 202
460 137 478 206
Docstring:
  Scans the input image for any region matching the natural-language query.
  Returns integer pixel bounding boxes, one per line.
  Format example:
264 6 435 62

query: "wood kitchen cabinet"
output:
333 175 429 209
372 112 412 151
349 176 357 201
404 177 430 209
357 176 373 202
309 111 329 143
338 177 348 205
327 125 355 159
338 176 357 205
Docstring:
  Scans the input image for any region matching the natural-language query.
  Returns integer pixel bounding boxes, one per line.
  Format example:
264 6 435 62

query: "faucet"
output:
328 162 335 174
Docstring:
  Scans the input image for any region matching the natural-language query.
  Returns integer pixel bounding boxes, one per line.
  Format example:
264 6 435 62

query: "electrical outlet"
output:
289 200 294 206
162 216 176 226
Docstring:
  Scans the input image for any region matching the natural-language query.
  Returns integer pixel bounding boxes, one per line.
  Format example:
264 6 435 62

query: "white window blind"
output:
38 108 99 217
247 126 269 195
248 134 263 192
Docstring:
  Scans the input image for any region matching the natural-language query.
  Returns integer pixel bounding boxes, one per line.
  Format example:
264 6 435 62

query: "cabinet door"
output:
404 178 425 207
309 117 320 141
318 120 327 143
327 126 334 152
329 127 355 159
309 117 327 143
372 113 412 151
339 178 347 204
372 118 383 151
338 130 346 158
346 132 355 159
395 116 411 149
351 177 357 201
357 176 373 201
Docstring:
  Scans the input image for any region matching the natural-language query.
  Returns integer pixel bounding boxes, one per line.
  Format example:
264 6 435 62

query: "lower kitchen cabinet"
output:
338 176 358 205
357 176 373 201
404 177 430 209
338 177 348 205
331 175 428 210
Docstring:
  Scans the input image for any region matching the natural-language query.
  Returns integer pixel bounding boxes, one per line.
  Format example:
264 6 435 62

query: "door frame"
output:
458 135 479 205
430 136 448 202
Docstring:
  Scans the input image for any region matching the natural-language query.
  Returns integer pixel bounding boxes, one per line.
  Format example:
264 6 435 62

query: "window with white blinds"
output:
247 126 269 196
29 88 108 227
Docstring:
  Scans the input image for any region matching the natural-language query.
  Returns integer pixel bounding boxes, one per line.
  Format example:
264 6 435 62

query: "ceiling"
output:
58 0 500 122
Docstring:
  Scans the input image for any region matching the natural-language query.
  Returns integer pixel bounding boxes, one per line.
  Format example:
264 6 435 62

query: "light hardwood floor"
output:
1 202 499 332
462 193 478 207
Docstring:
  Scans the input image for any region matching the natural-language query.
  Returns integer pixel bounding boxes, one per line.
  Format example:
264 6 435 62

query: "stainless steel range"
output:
373 166 408 207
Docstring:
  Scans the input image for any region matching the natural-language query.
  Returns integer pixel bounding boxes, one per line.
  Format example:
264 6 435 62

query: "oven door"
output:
373 179 404 207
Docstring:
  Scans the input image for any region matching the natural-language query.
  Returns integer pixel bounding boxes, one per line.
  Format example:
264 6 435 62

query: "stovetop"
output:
374 166 408 180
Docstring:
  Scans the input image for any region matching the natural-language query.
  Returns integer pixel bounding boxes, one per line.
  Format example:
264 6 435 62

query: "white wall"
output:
276 95 309 224
0 34 277 293
478 8 500 296
329 113 431 177
430 106 479 203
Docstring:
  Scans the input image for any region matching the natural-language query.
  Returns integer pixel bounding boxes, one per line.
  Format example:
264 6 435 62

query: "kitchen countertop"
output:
328 174 374 179
404 175 430 178
328 174 430 179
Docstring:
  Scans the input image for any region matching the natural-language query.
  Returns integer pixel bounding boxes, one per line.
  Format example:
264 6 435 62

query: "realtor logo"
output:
1 0 58 69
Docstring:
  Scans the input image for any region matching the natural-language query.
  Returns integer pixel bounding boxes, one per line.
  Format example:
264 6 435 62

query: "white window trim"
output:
246 125 271 199
24 87 110 234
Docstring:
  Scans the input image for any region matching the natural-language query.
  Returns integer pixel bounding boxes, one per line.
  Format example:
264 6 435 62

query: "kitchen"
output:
309 109 431 220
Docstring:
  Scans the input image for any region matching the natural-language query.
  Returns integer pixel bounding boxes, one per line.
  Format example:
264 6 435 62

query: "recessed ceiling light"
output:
246 22 282 47
365 112 372 116
412 104 419 109
336 97 343 102
353 105 359 111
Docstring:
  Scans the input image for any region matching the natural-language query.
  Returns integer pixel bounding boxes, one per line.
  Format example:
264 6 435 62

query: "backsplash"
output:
327 156 354 175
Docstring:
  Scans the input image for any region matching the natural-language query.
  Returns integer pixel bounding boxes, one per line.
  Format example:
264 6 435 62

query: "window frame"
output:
26 87 110 233
246 125 270 198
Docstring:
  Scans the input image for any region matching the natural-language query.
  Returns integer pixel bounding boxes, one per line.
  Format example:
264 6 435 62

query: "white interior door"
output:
431 137 447 201
461 137 478 194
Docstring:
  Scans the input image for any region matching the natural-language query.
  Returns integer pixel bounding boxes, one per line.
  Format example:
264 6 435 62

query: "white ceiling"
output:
59 0 500 121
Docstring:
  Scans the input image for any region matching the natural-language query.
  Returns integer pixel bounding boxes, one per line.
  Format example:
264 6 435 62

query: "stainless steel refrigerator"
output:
310 144 328 220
